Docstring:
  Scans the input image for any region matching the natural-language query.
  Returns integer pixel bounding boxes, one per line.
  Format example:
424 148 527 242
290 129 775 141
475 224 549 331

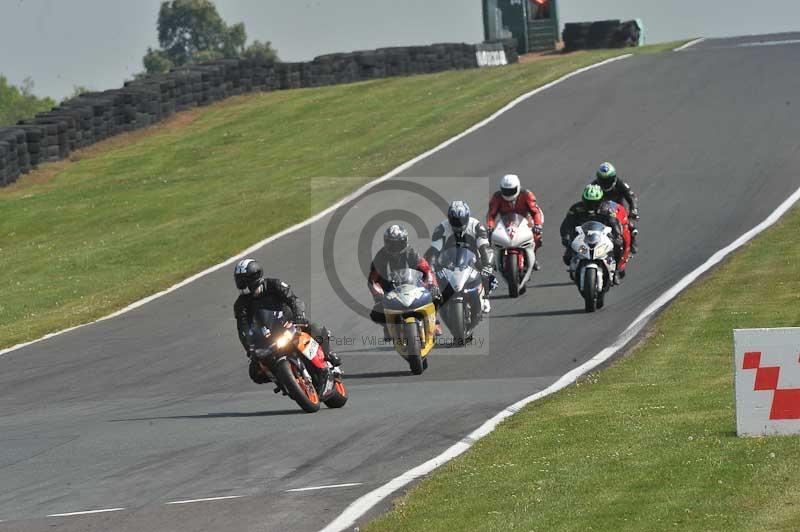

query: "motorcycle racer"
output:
426 201 496 313
233 259 341 385
368 224 442 338
559 185 626 283
486 174 544 270
592 162 639 254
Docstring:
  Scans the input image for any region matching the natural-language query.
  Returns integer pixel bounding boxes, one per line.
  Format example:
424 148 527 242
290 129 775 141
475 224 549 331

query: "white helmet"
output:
500 174 521 201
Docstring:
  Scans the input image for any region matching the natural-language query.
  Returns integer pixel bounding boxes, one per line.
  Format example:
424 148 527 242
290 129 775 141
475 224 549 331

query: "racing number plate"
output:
302 338 320 361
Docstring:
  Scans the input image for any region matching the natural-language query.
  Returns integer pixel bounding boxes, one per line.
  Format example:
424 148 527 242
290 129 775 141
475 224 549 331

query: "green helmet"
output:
582 184 604 212
583 184 604 202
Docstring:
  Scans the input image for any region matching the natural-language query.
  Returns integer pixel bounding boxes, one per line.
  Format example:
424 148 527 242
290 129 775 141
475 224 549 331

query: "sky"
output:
2 0 800 100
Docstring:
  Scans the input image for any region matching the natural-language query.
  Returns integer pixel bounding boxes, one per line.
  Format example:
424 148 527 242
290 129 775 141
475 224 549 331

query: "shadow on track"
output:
345 370 410 380
109 409 301 422
491 282 573 301
532 282 574 288
492 308 585 318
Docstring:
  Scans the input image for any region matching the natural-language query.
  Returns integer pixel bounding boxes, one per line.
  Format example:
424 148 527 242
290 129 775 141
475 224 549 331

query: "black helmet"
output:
447 200 471 235
234 258 264 292
384 224 409 255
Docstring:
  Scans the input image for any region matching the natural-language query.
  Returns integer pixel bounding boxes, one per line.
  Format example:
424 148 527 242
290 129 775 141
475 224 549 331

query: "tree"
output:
243 40 279 63
143 47 174 75
156 0 244 66
62 85 92 103
0 76 55 126
142 0 279 74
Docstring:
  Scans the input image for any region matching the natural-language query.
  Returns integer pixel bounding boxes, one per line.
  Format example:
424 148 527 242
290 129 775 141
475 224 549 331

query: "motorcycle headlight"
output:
578 245 589 255
275 330 294 349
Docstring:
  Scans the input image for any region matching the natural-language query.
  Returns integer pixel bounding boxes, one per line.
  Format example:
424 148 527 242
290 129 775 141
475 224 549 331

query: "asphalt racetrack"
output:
2 34 800 532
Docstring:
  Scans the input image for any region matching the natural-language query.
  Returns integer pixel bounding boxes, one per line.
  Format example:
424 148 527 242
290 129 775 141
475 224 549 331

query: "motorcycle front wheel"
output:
404 322 424 375
445 301 467 344
324 376 349 409
583 268 598 313
507 256 520 298
276 359 321 413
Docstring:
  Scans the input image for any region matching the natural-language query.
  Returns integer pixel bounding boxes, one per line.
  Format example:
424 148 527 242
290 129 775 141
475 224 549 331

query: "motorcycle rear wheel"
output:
276 359 321 413
404 322 424 375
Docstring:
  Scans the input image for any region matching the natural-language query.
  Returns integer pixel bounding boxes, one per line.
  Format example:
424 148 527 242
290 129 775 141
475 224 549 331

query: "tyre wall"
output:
562 20 642 52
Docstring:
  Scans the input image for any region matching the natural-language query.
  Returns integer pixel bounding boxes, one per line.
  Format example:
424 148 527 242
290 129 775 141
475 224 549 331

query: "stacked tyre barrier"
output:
0 41 517 187
562 20 642 52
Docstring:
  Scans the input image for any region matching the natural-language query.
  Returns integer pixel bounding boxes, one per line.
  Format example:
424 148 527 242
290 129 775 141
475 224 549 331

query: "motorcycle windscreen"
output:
581 221 606 235
438 247 480 292
438 247 477 269
387 267 424 287
249 310 287 348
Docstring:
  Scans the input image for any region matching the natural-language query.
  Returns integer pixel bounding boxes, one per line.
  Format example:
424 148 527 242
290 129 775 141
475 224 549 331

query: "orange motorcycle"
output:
249 310 347 413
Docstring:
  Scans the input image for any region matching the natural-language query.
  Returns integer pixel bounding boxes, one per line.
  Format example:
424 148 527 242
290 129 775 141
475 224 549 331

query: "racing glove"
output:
630 209 640 220
533 224 543 235
429 284 442 302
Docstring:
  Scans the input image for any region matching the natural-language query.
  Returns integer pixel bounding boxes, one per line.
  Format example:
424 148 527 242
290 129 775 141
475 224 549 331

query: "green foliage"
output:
62 85 92 104
143 47 174 75
0 76 55 126
243 40 279 63
142 0 278 74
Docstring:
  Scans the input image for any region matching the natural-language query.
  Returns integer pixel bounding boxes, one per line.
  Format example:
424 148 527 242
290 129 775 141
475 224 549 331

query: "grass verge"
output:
0 41 684 349
365 202 800 528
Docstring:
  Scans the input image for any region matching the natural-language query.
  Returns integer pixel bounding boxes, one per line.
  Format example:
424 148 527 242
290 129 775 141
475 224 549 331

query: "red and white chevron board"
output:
734 328 800 436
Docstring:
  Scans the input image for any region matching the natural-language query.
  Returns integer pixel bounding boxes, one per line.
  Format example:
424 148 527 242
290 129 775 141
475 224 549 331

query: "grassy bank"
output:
365 203 800 528
0 42 682 349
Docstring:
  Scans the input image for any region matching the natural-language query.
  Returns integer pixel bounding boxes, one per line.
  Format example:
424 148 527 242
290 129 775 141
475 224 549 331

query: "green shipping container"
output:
483 0 560 55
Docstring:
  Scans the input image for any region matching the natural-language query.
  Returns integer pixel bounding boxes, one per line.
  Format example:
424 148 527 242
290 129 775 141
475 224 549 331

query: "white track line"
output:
319 192 800 529
737 39 800 48
48 508 126 517
0 54 632 360
165 495 244 505
674 38 706 51
286 483 363 493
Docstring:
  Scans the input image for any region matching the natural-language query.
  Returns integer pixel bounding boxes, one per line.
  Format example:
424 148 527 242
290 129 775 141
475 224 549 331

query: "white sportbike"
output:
569 221 618 313
490 213 536 298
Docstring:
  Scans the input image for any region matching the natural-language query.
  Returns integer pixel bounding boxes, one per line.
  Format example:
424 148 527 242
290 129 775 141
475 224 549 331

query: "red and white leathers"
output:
486 190 544 250
609 201 631 272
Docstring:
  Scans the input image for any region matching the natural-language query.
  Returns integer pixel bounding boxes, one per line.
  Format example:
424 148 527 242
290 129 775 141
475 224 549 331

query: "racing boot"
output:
320 328 341 367
481 295 492 314
435 320 443 337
